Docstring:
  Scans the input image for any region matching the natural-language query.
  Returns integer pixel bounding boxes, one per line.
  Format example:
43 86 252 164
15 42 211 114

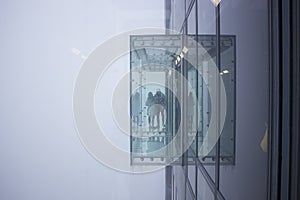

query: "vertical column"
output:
214 4 221 200
165 165 173 200
195 0 199 199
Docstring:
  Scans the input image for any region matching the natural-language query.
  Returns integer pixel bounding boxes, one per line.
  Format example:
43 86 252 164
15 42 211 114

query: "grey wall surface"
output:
0 0 166 200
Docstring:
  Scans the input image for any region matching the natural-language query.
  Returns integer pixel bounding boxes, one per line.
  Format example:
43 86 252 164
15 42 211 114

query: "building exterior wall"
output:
166 0 269 199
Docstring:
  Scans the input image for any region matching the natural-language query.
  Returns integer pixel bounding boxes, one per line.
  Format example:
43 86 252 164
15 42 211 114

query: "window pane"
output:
219 0 269 199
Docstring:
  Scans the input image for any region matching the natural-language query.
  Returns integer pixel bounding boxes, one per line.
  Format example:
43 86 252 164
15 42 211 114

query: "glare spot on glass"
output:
210 0 222 7
182 46 188 54
223 69 229 74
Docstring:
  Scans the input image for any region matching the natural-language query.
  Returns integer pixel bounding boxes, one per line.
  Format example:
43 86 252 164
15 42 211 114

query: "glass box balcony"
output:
130 34 235 165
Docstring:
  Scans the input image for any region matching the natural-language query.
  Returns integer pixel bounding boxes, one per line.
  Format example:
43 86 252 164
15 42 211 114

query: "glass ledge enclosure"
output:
130 34 236 166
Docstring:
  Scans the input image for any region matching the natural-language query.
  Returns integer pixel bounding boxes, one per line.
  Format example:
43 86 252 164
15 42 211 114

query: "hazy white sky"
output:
0 0 166 199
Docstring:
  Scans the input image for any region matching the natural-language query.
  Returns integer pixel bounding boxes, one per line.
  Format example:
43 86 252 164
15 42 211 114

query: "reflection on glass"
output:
196 35 235 166
188 165 196 194
130 35 182 165
197 168 214 200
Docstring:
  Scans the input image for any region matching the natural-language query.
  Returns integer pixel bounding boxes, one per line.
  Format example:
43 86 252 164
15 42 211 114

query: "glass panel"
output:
219 36 235 164
186 182 195 200
197 0 216 182
187 61 197 165
130 35 184 165
173 166 186 200
197 35 235 164
187 2 197 163
197 168 214 200
186 5 197 197
198 0 216 35
172 0 186 31
194 35 236 187
130 34 236 167
188 165 196 194
187 5 196 34
186 0 194 14
218 0 269 199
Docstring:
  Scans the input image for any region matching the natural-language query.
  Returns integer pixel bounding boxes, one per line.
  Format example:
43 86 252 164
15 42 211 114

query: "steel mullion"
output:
195 0 199 199
214 4 221 200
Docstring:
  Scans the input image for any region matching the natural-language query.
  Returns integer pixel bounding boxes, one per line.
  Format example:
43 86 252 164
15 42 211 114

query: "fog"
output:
0 0 166 199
